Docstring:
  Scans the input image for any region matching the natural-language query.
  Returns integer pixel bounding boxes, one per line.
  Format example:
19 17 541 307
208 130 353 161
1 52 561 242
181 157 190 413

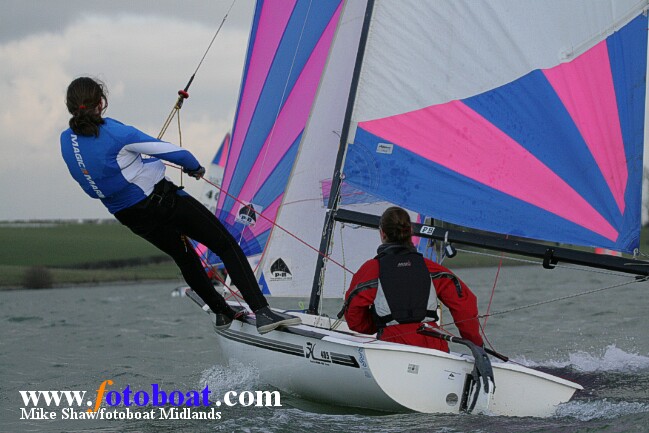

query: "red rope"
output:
481 251 504 330
192 242 245 305
165 163 355 275
181 162 505 352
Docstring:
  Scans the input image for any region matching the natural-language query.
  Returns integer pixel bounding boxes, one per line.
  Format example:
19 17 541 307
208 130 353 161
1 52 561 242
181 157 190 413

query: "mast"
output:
307 0 376 314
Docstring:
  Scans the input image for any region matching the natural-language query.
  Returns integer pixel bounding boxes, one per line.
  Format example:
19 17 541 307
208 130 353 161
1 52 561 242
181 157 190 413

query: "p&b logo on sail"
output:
235 203 261 227
268 258 292 281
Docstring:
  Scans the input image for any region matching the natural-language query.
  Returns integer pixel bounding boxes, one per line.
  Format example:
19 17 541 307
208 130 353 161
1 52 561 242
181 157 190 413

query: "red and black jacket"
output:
343 244 483 352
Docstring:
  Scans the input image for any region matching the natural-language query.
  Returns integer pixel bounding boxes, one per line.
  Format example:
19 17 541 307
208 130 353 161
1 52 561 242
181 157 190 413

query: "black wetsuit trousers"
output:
114 181 268 315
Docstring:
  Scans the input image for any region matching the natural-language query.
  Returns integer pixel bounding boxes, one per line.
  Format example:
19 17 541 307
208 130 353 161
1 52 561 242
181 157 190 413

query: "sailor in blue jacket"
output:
60 77 299 334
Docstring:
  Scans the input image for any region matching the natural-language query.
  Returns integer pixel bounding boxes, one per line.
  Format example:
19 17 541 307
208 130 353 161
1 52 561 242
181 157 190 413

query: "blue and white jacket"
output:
60 118 200 214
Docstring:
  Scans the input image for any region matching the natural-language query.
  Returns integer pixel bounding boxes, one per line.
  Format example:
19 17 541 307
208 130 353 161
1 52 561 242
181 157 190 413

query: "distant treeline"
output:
68 255 171 270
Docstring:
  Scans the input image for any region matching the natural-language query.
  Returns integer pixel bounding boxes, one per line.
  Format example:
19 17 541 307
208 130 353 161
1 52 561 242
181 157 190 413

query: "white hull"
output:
212 305 582 417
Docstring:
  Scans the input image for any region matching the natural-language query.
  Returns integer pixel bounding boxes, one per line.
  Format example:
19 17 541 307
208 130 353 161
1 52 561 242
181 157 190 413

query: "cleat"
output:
254 306 301 334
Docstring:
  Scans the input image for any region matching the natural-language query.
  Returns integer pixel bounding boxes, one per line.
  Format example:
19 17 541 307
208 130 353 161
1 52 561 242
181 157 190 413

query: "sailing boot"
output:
254 306 302 334
214 305 248 331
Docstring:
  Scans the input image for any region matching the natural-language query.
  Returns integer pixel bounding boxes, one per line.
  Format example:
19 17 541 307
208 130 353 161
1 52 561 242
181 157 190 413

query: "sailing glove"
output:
183 165 206 179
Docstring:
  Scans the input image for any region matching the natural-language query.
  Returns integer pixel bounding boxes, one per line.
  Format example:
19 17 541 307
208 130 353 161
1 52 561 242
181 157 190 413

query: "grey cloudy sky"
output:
0 0 255 220
2 1 648 223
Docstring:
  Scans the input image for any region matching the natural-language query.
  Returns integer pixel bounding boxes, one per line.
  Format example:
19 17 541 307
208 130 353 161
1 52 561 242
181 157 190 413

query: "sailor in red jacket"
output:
343 207 483 352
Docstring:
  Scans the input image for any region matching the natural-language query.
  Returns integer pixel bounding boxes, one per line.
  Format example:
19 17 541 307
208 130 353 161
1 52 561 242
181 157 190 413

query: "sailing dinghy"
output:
188 0 649 416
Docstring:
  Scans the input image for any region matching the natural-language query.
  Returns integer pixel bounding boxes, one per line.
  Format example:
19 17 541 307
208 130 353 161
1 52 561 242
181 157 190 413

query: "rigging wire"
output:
155 1 237 247
339 222 349 298
176 112 184 188
157 0 237 140
480 234 509 332
481 251 503 330
449 275 647 328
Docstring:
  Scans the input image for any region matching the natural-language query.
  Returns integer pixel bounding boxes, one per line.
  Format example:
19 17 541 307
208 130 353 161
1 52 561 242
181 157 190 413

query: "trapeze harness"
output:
373 245 440 331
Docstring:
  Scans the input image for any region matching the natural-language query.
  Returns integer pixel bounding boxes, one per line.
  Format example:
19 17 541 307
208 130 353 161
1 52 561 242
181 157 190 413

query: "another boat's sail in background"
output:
342 0 647 254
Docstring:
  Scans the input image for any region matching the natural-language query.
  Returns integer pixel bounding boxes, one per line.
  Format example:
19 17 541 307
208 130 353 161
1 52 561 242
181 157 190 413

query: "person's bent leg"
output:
115 206 231 316
169 193 301 333
172 194 268 311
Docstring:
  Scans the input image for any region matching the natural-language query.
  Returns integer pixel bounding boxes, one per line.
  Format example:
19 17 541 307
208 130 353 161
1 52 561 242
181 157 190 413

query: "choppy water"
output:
2 264 649 432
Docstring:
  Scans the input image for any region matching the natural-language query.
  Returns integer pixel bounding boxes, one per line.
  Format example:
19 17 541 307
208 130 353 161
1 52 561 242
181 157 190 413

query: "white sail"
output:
258 0 380 299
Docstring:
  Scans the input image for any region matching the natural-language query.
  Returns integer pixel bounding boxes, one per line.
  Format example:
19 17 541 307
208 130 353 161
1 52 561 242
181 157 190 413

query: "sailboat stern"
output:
486 363 582 417
362 344 581 417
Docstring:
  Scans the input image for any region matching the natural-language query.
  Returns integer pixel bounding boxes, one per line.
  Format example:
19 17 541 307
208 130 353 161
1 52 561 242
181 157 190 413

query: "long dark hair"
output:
379 206 413 245
66 77 107 137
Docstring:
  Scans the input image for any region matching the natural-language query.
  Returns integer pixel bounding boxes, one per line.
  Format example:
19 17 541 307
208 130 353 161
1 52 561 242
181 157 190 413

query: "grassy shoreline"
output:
0 262 182 290
0 220 504 289
2 220 647 289
0 221 182 289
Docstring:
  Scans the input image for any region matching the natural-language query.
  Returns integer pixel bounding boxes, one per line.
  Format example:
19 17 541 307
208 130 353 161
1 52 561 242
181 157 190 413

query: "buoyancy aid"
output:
372 244 439 328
